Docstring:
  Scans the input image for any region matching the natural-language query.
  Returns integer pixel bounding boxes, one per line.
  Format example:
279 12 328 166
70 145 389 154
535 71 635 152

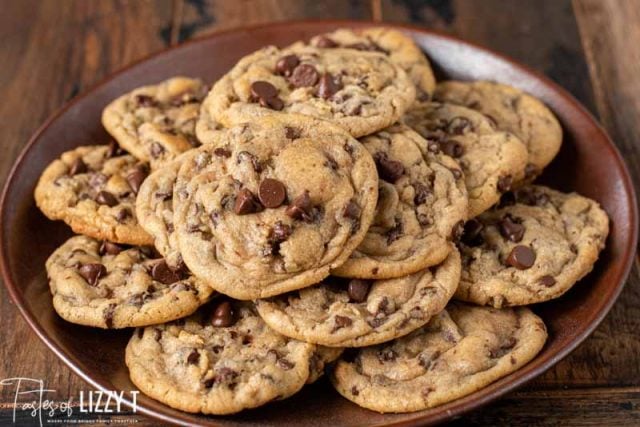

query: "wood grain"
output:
1 0 639 425
0 0 173 416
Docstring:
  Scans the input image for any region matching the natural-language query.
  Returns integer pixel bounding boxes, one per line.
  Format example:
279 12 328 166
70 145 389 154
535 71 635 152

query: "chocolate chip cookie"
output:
404 102 528 217
305 27 436 101
102 77 207 168
135 150 199 268
456 185 609 307
330 302 547 413
256 247 460 347
125 300 316 414
199 44 415 137
332 124 468 279
46 235 214 328
173 114 378 299
35 144 153 245
434 81 562 179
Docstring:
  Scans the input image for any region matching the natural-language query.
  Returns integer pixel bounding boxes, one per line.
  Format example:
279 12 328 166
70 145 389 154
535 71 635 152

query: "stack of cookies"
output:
35 27 610 415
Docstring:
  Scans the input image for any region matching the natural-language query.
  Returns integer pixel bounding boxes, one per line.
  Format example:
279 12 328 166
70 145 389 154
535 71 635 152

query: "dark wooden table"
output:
1 1 638 425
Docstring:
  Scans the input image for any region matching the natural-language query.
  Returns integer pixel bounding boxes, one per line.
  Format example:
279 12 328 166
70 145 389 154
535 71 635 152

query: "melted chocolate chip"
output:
79 263 106 286
374 152 404 183
211 301 235 327
95 191 118 207
333 315 353 332
499 214 525 242
106 140 123 158
104 303 116 328
343 200 361 219
347 279 370 303
258 179 287 208
214 147 231 158
187 350 200 365
289 63 319 88
150 142 165 159
135 94 158 108
505 245 536 269
126 165 148 195
151 259 183 284
115 208 130 223
450 168 463 180
234 188 262 215
377 348 398 363
451 220 465 242
386 220 403 244
440 140 464 158
427 140 440 153
461 219 484 246
539 275 556 287
497 175 513 193
285 191 312 220
315 36 338 48
284 126 301 139
414 183 431 205
317 73 343 99
69 158 87 175
275 54 300 77
99 241 123 256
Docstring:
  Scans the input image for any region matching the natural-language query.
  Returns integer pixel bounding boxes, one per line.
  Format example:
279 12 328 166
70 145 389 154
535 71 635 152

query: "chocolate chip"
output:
386 220 403 244
212 301 235 327
187 350 200 365
234 188 262 215
289 64 319 87
99 241 123 256
461 219 484 246
126 165 148 195
265 96 284 111
78 263 107 286
89 173 108 189
284 126 301 139
427 140 440 153
275 54 300 77
214 147 231 158
250 80 278 101
449 117 472 135
333 315 352 332
271 221 292 243
315 36 338 48
374 153 404 183
348 279 370 303
258 179 286 208
150 142 165 159
151 259 183 284
418 350 441 370
451 220 465 242
499 214 525 242
377 348 398 363
106 140 123 158
69 158 87 175
317 73 343 99
440 140 464 158
237 151 262 172
285 191 311 220
351 386 359 396
539 275 556 287
115 208 130 222
135 94 157 108
104 303 116 328
277 358 295 370
343 200 361 219
95 191 118 207
497 175 513 193
414 183 430 205
505 245 536 269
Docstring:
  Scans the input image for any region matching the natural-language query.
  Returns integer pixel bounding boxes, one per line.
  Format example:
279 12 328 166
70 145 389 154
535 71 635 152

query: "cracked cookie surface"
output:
126 301 315 414
174 114 378 299
456 185 609 307
35 144 153 245
405 102 528 217
46 235 214 328
305 27 436 101
434 80 562 178
199 45 415 137
256 246 460 347
332 123 467 279
330 302 547 413
102 77 208 168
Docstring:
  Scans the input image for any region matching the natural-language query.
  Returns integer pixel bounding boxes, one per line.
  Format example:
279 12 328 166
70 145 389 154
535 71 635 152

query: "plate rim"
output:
1 18 637 427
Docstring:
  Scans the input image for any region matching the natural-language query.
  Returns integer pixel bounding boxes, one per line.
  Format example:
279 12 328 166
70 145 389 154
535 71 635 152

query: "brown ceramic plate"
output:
1 20 637 426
